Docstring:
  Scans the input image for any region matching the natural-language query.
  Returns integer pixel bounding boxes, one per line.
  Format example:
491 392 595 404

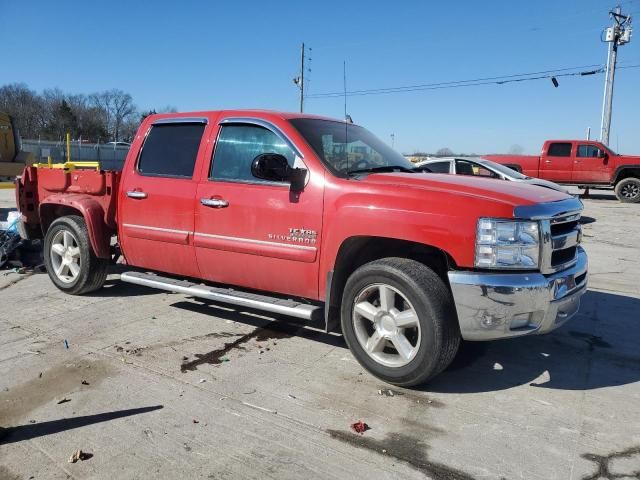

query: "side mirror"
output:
598 150 608 159
251 153 307 191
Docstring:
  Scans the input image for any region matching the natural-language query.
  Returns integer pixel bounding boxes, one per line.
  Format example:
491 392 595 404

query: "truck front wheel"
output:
340 258 460 386
43 215 108 295
615 177 640 203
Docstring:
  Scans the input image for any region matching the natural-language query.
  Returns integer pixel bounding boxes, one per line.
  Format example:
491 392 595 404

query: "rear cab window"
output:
547 143 573 157
137 122 206 178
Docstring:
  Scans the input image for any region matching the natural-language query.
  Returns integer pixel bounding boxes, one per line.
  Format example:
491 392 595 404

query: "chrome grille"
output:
540 213 582 274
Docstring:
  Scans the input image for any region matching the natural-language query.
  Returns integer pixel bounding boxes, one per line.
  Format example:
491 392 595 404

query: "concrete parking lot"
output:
1 187 638 480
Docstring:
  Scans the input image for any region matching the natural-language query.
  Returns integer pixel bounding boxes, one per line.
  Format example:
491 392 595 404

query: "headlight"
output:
475 218 540 269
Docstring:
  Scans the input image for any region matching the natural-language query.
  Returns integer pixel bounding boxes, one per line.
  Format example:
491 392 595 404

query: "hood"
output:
520 177 570 194
618 154 640 162
360 172 570 207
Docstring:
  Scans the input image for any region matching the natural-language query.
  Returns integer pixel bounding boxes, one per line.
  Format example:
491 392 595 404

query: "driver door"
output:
573 144 610 183
194 118 324 299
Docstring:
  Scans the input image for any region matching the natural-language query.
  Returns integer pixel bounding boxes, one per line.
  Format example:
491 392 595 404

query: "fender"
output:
40 193 112 258
317 173 535 301
612 165 640 184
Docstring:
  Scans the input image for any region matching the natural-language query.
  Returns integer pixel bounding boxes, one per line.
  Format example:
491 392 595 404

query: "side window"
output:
456 160 499 178
547 143 572 157
425 161 451 173
577 145 603 158
137 123 205 178
211 124 295 182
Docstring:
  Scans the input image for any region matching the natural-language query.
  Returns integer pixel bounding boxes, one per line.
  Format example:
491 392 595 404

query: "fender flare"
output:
39 194 111 258
612 165 640 184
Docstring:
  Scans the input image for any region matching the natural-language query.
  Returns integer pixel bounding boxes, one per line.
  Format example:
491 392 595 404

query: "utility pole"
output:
600 6 632 146
293 43 305 113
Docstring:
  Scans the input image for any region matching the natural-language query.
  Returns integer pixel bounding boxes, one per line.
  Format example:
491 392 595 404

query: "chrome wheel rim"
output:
50 230 81 283
621 183 640 199
352 283 421 368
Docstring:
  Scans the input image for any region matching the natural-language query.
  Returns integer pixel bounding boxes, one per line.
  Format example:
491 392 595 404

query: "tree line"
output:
0 83 175 143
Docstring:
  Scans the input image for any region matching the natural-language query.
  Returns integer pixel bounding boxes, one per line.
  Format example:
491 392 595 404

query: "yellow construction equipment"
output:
0 112 35 178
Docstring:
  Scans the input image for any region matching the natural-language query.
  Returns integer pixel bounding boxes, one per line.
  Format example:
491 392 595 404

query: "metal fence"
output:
21 139 129 171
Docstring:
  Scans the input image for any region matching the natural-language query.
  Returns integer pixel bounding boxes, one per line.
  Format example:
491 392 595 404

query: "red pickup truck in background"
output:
15 110 588 386
486 140 640 203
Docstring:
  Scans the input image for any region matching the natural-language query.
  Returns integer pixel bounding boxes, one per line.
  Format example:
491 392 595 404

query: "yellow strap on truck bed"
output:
33 160 101 172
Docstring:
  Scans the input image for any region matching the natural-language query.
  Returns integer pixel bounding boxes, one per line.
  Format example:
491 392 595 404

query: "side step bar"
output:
120 271 322 321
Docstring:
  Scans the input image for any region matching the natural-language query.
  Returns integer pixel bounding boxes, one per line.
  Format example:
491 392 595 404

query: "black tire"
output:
340 258 460 386
615 177 640 203
43 215 108 295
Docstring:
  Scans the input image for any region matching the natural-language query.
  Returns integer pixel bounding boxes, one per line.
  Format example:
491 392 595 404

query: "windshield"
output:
478 158 528 179
289 118 415 175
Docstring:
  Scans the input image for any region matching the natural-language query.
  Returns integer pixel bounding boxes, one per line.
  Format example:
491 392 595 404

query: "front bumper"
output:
447 246 588 341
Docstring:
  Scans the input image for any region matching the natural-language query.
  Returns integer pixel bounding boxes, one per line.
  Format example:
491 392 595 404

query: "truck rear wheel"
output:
615 178 640 203
340 258 460 386
43 215 108 295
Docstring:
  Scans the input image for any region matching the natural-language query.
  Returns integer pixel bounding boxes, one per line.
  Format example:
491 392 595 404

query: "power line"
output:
306 64 608 99
305 63 640 100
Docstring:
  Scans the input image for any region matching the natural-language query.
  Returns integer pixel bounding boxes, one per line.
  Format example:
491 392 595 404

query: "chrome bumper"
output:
447 247 588 341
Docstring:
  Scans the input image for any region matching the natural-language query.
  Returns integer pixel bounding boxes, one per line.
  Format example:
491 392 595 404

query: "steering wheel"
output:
351 159 371 171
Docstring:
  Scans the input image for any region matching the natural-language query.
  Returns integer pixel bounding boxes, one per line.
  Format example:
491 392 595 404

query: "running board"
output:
120 271 321 321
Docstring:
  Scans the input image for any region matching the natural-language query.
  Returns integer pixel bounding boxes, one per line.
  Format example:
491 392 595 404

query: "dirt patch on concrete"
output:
180 321 302 372
326 429 474 480
581 445 640 480
376 386 445 407
569 331 612 351
0 358 114 425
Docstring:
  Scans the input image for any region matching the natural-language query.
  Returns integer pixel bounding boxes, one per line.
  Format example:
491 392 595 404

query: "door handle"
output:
200 198 229 208
545 160 552 164
126 191 147 199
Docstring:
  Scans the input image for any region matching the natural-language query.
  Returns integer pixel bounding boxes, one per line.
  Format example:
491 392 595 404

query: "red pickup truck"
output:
486 140 640 203
15 110 588 386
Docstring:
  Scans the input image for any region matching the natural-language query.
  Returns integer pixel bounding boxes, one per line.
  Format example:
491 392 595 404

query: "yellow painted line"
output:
0 182 15 189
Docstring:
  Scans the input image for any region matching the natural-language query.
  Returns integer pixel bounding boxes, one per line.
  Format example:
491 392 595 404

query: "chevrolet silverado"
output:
15 111 588 386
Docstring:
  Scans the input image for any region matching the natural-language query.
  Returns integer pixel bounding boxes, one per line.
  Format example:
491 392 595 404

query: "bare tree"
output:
0 83 46 138
89 89 137 141
508 144 525 155
435 147 454 157
111 90 136 142
1 83 144 142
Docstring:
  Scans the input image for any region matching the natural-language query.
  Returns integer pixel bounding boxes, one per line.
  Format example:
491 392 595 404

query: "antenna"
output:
344 60 349 170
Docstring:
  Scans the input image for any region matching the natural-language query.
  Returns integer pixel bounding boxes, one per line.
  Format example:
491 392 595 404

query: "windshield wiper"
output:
346 165 416 175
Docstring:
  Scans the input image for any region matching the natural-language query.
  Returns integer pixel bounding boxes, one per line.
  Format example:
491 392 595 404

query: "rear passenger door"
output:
119 118 208 278
540 142 574 182
194 118 324 299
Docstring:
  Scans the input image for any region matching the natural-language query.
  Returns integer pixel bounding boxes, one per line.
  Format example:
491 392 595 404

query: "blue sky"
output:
1 0 638 154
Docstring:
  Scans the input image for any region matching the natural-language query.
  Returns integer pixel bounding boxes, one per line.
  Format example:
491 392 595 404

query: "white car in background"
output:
415 157 571 194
